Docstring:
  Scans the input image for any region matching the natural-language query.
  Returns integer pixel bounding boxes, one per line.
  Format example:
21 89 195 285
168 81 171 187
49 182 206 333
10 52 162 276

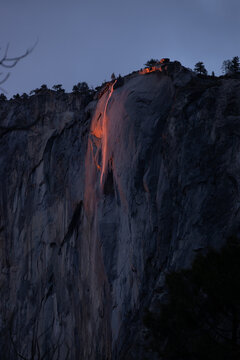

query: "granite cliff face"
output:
0 64 240 359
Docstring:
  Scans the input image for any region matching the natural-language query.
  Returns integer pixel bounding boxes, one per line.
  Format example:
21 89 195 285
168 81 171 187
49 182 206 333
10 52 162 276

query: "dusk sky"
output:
1 0 240 97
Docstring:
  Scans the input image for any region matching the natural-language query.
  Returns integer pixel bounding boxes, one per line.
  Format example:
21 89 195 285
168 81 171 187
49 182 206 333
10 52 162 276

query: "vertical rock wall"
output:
1 67 240 359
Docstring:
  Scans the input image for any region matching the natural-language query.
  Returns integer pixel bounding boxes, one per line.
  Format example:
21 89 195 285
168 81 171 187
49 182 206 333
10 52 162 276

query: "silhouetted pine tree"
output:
194 61 208 75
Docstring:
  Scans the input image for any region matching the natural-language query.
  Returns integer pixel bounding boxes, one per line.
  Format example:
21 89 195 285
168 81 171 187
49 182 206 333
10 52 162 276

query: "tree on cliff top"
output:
72 81 89 94
144 238 240 360
222 56 240 75
194 61 208 75
144 58 159 67
52 84 65 93
231 56 240 73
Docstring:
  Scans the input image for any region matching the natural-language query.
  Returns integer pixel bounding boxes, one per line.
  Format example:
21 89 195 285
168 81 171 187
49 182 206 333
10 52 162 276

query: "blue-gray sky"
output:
1 0 240 97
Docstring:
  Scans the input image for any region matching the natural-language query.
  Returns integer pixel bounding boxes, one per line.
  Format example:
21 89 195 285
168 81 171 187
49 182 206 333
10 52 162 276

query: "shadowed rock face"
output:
1 65 240 359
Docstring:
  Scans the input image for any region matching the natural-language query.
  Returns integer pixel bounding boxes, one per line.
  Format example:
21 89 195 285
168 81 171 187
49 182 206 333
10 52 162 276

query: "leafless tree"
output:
0 40 38 91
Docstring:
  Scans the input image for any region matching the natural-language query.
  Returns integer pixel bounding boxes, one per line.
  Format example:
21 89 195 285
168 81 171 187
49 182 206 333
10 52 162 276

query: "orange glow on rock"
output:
100 79 117 185
139 65 163 75
139 59 170 75
91 113 103 139
89 80 117 184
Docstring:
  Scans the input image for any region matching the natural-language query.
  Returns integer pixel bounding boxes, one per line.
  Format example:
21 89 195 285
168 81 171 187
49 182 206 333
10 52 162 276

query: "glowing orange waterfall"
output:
100 79 117 185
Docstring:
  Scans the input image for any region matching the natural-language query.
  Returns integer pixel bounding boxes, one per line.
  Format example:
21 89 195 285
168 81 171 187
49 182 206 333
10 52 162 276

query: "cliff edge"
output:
0 63 240 359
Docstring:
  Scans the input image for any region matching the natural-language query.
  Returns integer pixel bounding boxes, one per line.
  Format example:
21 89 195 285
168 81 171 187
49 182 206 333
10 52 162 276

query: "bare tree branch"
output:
0 39 38 68
0 72 10 85
0 39 38 92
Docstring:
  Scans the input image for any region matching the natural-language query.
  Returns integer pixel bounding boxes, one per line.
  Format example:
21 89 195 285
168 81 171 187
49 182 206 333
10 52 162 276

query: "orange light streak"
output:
100 79 117 185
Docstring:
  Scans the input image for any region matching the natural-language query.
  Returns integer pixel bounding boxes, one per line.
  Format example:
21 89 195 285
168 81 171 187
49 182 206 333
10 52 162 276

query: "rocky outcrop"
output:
0 63 240 359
